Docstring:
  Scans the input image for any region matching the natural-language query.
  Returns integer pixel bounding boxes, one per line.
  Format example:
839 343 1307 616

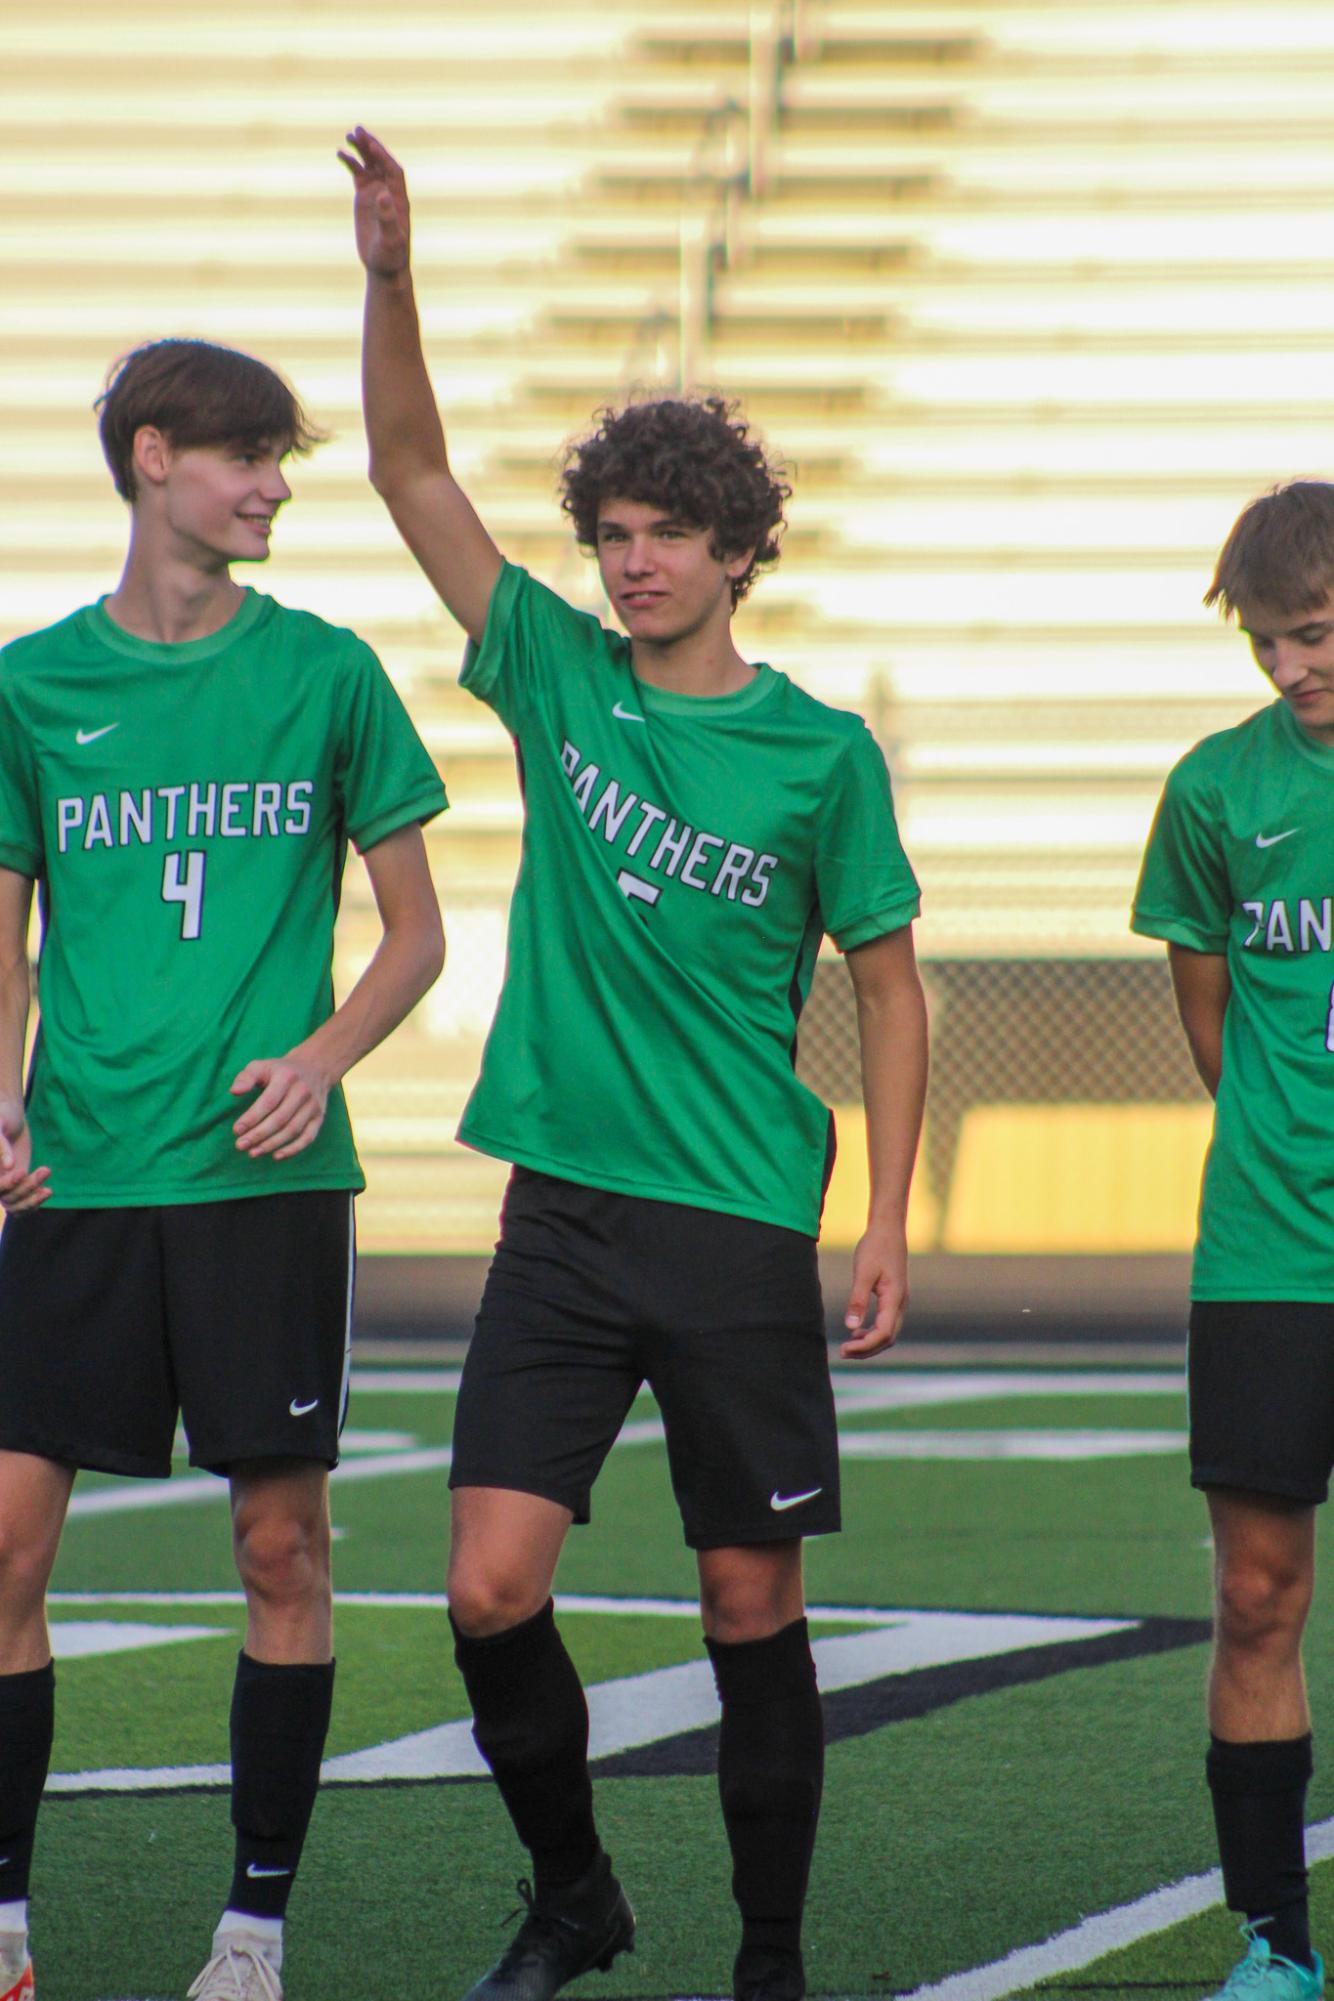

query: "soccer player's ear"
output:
131 425 171 490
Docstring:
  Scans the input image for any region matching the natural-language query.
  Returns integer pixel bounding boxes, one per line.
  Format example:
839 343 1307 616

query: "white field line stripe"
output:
45 1590 1102 1630
65 1445 456 1518
47 1609 1131 1794
838 1429 1187 1461
831 1371 1183 1414
62 1370 1188 1521
343 1369 1184 1405
901 1817 1334 2001
349 1369 463 1393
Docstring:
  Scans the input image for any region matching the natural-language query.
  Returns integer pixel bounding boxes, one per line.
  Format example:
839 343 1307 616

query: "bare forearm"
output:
363 268 450 490
0 950 31 1112
858 978 929 1226
1168 945 1229 1101
296 918 444 1089
1183 1024 1223 1100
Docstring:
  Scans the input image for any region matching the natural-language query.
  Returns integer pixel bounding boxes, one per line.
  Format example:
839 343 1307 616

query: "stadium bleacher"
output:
5 0 1327 1262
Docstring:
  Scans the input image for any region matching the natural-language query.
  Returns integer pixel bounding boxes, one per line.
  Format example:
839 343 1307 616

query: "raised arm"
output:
1168 941 1231 1100
339 127 503 644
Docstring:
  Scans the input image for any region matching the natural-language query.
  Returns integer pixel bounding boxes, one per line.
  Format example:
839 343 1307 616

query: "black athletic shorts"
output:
450 1167 841 1550
0 1192 355 1478
1188 1299 1334 1505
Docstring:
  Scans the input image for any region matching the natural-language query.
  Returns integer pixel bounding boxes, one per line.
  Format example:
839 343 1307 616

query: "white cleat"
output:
186 1942 283 2001
0 1932 32 2001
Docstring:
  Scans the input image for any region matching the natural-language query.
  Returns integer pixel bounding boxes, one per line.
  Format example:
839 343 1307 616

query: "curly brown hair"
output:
560 396 790 605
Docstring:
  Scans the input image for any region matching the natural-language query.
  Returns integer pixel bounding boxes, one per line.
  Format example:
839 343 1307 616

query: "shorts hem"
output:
448 1468 591 1527
1191 1465 1328 1506
686 1513 842 1552
0 1432 170 1480
189 1444 339 1476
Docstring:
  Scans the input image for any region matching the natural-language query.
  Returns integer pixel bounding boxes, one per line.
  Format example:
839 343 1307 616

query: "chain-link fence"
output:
798 953 1207 1247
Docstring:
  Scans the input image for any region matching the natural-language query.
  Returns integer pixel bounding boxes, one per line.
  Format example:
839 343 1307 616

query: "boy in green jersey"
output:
0 338 447 2001
1133 481 1334 2001
342 129 928 2001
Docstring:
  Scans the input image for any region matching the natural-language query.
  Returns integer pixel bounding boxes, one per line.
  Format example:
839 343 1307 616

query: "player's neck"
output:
630 624 755 698
104 534 246 646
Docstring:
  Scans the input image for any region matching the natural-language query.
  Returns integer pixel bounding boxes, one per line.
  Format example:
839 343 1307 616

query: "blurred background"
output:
6 0 1329 1343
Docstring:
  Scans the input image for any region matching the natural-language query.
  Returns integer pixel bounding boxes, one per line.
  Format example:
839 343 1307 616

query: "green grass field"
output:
32 1360 1334 2001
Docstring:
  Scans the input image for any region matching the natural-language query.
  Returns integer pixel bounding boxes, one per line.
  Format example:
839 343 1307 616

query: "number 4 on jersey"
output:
162 851 206 941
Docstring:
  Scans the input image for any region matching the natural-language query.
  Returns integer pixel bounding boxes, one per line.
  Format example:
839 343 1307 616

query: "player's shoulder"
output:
0 605 98 683
767 672 881 764
1166 701 1284 793
250 592 378 667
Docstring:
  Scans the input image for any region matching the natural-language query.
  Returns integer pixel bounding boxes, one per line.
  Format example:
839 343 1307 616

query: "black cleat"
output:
461 1852 635 2001
734 1945 806 2001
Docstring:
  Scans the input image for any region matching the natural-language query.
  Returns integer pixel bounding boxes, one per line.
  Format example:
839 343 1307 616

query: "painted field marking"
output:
900 1817 1334 2001
839 1429 1186 1461
830 1371 1183 1414
62 1371 1187 1521
45 1606 1131 1794
343 1368 1182 1407
48 1590 945 1624
48 1622 221 1662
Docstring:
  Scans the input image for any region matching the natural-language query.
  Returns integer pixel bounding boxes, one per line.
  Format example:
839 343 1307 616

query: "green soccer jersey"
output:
458 562 920 1236
1133 697 1334 1299
0 589 447 1207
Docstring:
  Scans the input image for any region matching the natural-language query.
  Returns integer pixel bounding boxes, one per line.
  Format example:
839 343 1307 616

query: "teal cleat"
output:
1208 1925 1325 2001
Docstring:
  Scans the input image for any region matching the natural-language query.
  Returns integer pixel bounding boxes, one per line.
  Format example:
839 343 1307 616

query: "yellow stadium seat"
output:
941 1103 1213 1254
820 1104 938 1252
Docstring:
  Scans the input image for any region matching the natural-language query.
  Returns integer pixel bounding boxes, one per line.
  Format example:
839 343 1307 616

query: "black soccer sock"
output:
451 1598 600 1898
707 1617 824 1959
227 1652 335 1922
0 1663 55 1907
1207 1733 1314 1968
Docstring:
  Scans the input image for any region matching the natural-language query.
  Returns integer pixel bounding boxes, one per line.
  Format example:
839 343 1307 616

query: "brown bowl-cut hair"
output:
97 338 323 502
1206 481 1334 620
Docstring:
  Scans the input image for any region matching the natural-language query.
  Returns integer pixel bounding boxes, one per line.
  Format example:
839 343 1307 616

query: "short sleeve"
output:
816 725 921 951
335 641 449 855
460 561 611 734
1131 756 1230 952
0 673 43 879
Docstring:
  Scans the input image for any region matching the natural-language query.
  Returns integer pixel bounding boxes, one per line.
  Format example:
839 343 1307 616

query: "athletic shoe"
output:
1206 1926 1325 2001
461 1851 635 2001
734 1944 805 2001
185 1942 283 2001
0 1935 32 2001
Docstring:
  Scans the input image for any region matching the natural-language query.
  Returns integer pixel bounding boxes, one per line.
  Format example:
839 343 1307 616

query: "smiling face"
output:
133 429 291 569
1238 592 1334 745
594 496 751 649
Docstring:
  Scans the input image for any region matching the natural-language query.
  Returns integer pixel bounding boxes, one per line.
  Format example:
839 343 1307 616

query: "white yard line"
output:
901 1818 1334 2001
62 1371 1186 1520
47 1608 1130 1793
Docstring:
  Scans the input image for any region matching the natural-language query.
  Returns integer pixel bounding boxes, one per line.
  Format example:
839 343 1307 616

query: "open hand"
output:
0 1099 51 1214
231 1053 331 1162
338 126 411 277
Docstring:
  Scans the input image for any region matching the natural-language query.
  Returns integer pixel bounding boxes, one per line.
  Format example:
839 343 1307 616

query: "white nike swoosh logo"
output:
1255 829 1299 848
246 1862 291 1879
289 1397 319 1417
769 1486 823 1512
75 724 119 745
612 701 646 723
